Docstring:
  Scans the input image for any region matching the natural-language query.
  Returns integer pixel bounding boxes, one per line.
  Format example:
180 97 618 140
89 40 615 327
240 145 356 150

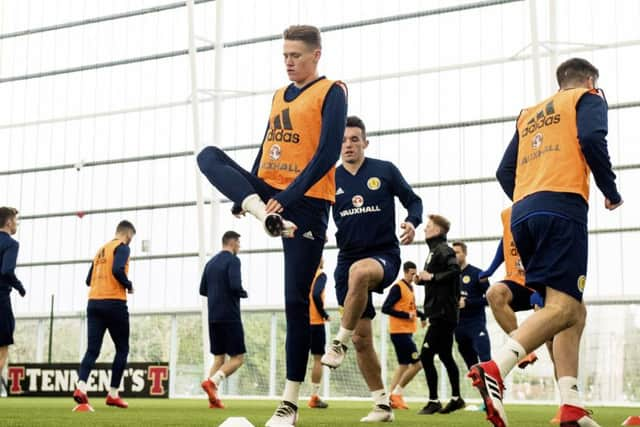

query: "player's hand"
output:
419 271 433 281
324 315 331 322
265 198 284 214
459 297 466 309
399 222 415 245
605 198 623 211
409 312 416 319
128 286 134 294
479 276 489 283
421 320 428 328
17 285 26 297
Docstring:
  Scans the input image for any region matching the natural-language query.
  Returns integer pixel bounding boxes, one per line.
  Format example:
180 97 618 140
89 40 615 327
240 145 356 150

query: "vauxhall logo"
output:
521 100 561 137
267 108 301 144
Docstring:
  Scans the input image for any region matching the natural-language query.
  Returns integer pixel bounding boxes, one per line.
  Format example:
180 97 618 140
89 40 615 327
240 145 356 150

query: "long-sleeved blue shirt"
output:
480 239 505 280
199 250 247 323
458 264 489 322
0 231 24 297
497 92 621 225
250 77 347 212
311 272 329 320
333 158 423 258
85 243 132 290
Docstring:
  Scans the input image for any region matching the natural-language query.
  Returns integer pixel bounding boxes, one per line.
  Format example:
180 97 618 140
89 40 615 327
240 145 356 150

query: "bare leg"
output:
487 283 517 334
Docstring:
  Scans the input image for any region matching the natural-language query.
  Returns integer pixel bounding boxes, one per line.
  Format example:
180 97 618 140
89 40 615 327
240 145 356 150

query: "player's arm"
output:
272 83 347 208
112 244 133 291
228 256 247 298
496 131 519 200
430 248 461 285
199 268 207 297
381 285 411 319
389 162 423 244
1 240 25 296
312 273 330 320
576 92 622 209
479 239 504 281
416 309 427 321
85 264 94 287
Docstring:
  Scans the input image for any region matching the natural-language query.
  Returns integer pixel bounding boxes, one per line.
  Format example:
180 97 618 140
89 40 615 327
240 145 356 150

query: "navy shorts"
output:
334 251 401 319
390 333 420 365
512 214 588 302
501 280 535 312
310 324 326 355
209 321 246 356
0 297 15 347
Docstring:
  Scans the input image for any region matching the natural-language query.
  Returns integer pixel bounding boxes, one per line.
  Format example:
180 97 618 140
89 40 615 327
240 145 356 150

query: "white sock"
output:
210 370 226 386
392 385 403 395
282 380 300 407
108 387 119 398
310 382 321 396
335 326 354 347
451 396 459 400
494 336 526 378
372 389 389 407
77 380 87 393
558 376 582 408
241 194 267 222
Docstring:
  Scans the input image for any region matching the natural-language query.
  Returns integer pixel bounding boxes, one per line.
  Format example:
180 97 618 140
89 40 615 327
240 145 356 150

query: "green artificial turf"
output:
0 397 635 426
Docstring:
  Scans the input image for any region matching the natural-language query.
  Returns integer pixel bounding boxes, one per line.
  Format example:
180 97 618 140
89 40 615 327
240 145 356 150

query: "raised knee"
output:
487 284 509 305
196 146 220 171
348 264 375 289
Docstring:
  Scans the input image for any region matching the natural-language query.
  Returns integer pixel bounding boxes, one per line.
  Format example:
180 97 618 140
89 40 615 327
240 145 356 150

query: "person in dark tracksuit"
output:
73 220 136 409
452 241 491 370
200 231 248 409
196 25 347 426
0 207 25 394
307 258 329 409
416 214 464 415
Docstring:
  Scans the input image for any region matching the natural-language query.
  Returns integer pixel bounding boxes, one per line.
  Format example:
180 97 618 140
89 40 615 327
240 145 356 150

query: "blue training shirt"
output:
199 250 248 323
458 264 489 322
0 231 24 297
333 157 422 258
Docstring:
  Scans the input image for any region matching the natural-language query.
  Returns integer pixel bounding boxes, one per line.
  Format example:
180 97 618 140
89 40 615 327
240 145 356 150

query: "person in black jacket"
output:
416 214 464 415
199 231 248 409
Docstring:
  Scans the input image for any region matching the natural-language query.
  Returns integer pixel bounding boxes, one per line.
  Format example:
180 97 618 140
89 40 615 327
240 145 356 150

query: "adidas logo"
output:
479 331 486 336
336 187 344 195
521 100 560 137
267 108 300 143
302 231 315 240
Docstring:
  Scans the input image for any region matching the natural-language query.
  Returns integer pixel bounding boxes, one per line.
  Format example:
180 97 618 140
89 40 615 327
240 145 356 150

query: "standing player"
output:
482 206 539 368
321 115 422 422
452 241 491 371
0 207 26 393
196 25 347 426
308 257 329 409
200 231 248 409
73 220 136 409
469 58 622 427
381 261 425 410
416 215 464 415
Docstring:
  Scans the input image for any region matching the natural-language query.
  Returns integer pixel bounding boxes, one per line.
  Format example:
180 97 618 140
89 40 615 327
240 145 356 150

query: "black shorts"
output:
501 280 535 312
334 251 401 319
310 324 326 356
512 214 587 302
390 333 420 365
0 297 15 347
209 321 246 356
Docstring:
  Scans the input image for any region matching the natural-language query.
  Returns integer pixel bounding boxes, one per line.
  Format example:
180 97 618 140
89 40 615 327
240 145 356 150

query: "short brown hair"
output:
556 58 599 87
222 230 241 246
452 241 467 254
346 115 367 140
283 25 321 49
428 214 450 235
0 207 18 228
116 220 136 235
